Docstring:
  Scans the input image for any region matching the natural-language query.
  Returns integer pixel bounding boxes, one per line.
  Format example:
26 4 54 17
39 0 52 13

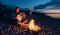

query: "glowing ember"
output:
29 19 41 31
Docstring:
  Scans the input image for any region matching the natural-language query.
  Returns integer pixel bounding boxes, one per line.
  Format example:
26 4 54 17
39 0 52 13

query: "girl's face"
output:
16 8 20 13
16 15 23 21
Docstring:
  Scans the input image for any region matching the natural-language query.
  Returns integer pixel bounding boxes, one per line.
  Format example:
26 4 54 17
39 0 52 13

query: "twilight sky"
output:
0 0 51 10
0 0 60 18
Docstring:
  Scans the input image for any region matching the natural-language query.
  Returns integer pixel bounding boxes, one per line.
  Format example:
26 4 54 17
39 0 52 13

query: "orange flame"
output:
29 19 41 31
29 19 34 30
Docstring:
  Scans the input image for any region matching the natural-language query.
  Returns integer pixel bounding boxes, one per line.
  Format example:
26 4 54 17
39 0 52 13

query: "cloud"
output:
34 9 60 19
42 10 60 13
33 0 60 19
43 10 60 18
34 0 60 10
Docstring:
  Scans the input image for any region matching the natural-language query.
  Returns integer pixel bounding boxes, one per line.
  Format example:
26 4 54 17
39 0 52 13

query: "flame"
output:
29 19 41 31
29 19 34 30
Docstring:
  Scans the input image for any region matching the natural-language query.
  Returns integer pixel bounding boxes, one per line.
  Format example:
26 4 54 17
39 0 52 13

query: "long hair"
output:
15 7 20 14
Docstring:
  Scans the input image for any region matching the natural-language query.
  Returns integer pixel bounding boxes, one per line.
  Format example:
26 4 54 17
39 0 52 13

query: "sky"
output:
0 0 51 10
0 0 60 18
33 0 60 18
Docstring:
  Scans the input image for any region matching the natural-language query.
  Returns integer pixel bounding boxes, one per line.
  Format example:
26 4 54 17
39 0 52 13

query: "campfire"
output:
29 19 41 31
18 19 41 32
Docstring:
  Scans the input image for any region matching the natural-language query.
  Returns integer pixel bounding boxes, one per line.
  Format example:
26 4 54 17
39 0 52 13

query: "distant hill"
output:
0 3 14 21
32 12 60 27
